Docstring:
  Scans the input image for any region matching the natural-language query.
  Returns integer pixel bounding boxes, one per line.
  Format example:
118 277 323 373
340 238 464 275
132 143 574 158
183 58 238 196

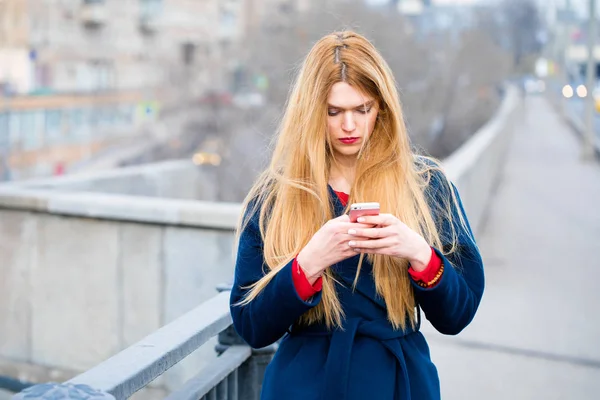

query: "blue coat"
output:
230 171 485 400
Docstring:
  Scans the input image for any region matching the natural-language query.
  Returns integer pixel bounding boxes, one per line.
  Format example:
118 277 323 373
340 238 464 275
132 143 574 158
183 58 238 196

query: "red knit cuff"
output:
292 258 323 301
408 248 442 284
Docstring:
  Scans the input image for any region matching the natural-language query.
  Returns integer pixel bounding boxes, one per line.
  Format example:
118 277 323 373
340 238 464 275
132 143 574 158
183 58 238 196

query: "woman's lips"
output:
339 137 359 144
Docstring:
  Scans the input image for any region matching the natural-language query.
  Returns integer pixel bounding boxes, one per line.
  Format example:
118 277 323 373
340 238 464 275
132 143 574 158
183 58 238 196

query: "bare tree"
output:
480 0 542 73
122 0 533 202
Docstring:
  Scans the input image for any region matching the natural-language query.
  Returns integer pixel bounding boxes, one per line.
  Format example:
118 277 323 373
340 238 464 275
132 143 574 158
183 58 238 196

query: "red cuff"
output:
408 248 442 286
292 258 323 301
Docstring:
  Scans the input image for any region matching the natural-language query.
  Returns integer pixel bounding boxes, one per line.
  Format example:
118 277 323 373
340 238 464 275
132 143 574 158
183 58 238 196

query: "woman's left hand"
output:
347 213 432 272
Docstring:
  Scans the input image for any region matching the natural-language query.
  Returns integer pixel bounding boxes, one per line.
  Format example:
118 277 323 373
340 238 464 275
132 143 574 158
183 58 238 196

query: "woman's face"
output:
327 82 379 159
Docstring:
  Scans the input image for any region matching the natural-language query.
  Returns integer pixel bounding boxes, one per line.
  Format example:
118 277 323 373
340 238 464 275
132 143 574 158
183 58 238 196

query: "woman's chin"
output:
333 148 360 159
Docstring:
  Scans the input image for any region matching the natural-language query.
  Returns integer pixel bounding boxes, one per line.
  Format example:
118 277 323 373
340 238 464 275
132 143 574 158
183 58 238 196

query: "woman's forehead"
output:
327 82 374 108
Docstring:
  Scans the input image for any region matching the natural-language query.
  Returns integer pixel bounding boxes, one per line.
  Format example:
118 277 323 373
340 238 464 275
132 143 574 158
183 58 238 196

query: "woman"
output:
229 31 484 400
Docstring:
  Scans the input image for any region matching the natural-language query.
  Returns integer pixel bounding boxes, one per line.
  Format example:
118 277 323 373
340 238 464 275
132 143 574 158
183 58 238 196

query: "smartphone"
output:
348 202 380 222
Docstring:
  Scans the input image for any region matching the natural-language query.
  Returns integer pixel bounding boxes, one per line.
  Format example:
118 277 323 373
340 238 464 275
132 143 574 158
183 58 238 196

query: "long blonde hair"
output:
236 31 464 331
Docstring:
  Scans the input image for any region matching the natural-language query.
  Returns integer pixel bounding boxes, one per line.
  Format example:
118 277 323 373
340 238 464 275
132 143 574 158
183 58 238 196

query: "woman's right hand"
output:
296 214 371 284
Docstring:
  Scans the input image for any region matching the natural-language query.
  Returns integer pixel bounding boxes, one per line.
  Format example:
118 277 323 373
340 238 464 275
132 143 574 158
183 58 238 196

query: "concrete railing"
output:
444 85 522 233
0 86 522 399
1 159 224 201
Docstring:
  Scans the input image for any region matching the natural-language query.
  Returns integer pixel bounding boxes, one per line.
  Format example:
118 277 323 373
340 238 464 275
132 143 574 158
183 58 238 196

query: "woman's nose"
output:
342 112 356 132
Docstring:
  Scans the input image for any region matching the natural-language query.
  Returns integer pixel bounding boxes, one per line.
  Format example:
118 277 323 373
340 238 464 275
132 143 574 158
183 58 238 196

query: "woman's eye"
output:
328 107 371 116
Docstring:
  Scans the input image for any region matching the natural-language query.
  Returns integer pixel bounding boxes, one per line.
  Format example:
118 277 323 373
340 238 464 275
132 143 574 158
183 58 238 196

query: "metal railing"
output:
13 286 276 400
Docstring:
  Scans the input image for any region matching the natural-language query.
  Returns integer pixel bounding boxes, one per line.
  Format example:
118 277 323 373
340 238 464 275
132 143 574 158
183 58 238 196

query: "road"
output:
421 96 600 399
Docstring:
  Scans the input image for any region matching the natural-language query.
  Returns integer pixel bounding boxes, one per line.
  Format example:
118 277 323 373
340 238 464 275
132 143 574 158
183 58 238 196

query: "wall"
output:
0 49 32 94
0 200 239 394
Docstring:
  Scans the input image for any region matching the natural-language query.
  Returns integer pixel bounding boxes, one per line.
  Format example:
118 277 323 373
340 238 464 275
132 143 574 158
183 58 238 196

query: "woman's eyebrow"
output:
328 100 375 110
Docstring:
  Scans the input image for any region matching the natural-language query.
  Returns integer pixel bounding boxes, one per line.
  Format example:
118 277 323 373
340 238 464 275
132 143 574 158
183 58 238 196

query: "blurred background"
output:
1 1 600 400
0 0 547 202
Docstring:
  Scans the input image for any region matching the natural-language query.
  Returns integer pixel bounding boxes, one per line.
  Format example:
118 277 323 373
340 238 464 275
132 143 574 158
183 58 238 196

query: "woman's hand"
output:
346 213 432 272
297 214 372 284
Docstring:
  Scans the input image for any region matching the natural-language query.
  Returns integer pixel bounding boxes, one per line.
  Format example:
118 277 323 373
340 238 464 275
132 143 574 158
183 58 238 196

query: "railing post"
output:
216 284 278 400
11 383 115 399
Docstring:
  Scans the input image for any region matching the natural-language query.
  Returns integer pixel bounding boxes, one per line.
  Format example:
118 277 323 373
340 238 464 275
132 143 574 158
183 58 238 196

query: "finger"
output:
354 214 397 226
342 247 362 258
334 214 350 222
347 226 394 239
337 222 376 231
339 234 371 243
353 248 386 255
348 238 394 250
347 246 362 254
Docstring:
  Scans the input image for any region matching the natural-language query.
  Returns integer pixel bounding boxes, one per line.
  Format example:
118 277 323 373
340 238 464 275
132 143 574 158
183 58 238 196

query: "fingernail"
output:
348 229 357 235
348 241 356 247
357 217 365 222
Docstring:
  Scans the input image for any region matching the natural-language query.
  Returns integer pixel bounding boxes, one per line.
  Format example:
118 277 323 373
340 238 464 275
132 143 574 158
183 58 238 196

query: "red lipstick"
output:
339 137 359 144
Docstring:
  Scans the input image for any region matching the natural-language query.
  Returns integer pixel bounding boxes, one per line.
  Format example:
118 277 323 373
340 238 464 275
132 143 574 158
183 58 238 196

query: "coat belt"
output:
290 313 420 400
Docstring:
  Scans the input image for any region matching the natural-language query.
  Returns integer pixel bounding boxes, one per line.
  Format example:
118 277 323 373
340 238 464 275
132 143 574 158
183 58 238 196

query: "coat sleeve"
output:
229 206 322 349
412 170 485 335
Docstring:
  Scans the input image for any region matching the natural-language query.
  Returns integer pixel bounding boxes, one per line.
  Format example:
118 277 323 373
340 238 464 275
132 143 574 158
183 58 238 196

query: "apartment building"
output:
0 0 248 180
0 0 31 93
0 0 249 95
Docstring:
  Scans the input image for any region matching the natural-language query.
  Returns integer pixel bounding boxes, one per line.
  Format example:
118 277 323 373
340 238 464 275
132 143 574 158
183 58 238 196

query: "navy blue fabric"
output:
230 171 485 400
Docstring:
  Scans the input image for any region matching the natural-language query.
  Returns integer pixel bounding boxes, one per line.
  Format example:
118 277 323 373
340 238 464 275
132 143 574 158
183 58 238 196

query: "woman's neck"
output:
329 157 357 194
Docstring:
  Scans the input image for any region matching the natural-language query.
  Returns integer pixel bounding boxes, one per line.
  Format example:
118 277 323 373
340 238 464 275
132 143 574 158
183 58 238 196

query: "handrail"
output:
67 291 234 399
164 345 251 400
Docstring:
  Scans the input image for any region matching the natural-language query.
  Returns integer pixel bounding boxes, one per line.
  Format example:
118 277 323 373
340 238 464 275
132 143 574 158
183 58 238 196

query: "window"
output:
0 113 9 149
182 42 196 66
45 110 62 144
72 109 91 140
21 112 38 150
9 113 20 147
140 0 162 18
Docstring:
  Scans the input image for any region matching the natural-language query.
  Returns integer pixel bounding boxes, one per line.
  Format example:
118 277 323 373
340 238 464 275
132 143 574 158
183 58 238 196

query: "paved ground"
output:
421 96 600 399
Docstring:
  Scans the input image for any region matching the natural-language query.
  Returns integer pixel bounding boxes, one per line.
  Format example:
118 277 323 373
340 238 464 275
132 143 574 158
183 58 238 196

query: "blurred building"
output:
0 0 30 94
397 0 484 42
0 0 248 95
396 0 429 16
245 0 315 33
0 0 249 180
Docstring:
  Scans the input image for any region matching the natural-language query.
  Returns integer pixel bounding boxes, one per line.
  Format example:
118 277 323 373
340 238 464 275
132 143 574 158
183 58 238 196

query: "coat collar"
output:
327 184 348 217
